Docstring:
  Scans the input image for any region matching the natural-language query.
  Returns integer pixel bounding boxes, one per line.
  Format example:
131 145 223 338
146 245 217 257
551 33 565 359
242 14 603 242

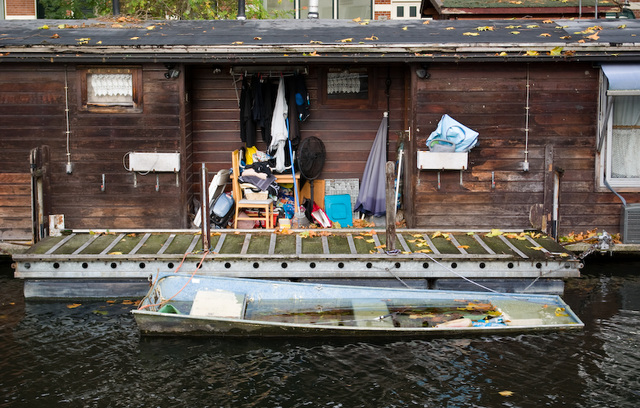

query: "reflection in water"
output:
1 261 639 407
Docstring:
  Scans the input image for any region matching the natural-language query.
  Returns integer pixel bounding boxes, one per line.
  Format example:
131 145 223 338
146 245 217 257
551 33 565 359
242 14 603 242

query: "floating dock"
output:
11 229 582 299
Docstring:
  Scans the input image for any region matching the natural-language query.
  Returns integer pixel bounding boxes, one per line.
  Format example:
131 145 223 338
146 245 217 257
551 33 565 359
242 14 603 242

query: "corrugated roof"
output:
0 18 639 62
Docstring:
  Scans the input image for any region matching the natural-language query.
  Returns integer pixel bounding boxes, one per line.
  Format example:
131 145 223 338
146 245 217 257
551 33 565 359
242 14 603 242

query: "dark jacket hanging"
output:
240 76 256 147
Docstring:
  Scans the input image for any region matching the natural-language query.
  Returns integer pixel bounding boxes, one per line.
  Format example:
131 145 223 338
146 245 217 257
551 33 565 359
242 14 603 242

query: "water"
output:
1 259 639 407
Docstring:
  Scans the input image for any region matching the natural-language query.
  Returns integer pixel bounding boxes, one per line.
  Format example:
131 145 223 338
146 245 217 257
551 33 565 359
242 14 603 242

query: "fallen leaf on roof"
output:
618 24 627 29
146 25 155 30
476 26 494 31
232 41 244 45
364 35 378 41
254 37 262 40
352 17 361 23
432 231 443 239
130 37 139 40
423 20 430 25
402 26 408 31
510 31 521 35
38 25 49 30
549 46 564 56
539 33 551 37
446 27 455 30
310 40 323 44
307 51 320 56
51 33 60 39
525 50 539 56
338 38 353 43
505 25 521 29
586 32 600 41
527 25 539 29
529 246 544 251
497 52 508 56
463 32 480 36
543 19 554 24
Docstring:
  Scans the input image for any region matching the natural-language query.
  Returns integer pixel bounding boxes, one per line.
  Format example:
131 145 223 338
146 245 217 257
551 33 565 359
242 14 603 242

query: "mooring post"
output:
386 161 396 252
200 163 210 251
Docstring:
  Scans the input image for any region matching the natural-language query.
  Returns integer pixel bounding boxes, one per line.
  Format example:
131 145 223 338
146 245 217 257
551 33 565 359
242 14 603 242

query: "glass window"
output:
80 66 142 113
263 0 295 18
396 6 404 18
300 0 333 18
409 6 417 17
338 0 372 20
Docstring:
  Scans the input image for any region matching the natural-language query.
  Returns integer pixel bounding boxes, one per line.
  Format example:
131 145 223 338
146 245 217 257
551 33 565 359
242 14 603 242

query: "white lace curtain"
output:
327 72 362 94
611 95 640 178
90 74 133 97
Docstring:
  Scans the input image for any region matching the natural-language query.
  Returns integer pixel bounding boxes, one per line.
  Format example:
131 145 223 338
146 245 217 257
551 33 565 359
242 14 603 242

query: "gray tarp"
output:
354 114 388 217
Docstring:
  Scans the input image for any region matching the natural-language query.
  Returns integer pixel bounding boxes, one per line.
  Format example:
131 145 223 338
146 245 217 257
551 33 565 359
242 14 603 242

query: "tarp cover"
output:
601 64 640 91
354 115 388 217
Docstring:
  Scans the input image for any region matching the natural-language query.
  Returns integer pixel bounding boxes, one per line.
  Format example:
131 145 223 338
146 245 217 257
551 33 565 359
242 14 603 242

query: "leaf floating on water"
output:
93 310 108 316
67 303 82 309
499 390 514 397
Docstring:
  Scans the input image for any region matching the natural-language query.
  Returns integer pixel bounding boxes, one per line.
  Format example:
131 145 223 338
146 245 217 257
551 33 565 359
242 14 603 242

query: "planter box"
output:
417 151 468 171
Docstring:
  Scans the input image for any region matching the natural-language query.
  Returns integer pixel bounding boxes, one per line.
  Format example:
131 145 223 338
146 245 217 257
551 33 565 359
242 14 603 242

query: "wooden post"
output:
200 163 210 251
386 161 396 252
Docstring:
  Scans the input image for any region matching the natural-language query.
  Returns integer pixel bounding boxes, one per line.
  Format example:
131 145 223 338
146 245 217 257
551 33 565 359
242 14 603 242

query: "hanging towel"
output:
269 78 288 173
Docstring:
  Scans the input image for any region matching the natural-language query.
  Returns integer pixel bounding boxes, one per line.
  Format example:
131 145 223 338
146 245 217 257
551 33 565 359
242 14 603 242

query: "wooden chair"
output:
231 149 273 229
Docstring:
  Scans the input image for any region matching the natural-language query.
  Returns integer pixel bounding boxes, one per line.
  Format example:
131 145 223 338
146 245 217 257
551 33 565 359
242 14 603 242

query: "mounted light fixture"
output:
164 63 180 79
416 65 430 80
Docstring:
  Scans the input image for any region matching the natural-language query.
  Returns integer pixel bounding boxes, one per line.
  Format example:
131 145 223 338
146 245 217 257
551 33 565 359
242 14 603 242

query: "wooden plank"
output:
347 234 357 254
157 234 176 255
498 235 529 259
45 233 76 255
321 235 330 255
72 233 101 255
212 233 225 254
268 233 277 255
100 234 126 255
397 233 411 253
240 234 252 255
422 234 440 254
448 233 467 255
473 234 496 255
187 234 201 254
129 233 151 255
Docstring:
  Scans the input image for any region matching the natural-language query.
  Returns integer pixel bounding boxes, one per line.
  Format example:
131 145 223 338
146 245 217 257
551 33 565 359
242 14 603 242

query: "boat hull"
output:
132 274 584 337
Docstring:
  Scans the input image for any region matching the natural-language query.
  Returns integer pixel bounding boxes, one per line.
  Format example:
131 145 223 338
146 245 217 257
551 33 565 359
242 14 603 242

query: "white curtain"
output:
611 95 640 178
91 74 133 97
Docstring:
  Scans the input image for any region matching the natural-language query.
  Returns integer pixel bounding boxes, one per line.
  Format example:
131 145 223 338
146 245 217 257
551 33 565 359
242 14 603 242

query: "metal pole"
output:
308 0 319 18
237 0 246 20
385 161 396 252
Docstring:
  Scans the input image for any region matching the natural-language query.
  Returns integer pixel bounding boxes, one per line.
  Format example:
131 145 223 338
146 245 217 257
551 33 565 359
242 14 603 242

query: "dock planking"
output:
12 229 582 299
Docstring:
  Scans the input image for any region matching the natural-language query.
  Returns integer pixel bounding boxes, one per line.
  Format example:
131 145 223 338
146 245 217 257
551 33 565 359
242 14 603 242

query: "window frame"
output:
79 66 143 113
598 70 640 191
319 67 375 109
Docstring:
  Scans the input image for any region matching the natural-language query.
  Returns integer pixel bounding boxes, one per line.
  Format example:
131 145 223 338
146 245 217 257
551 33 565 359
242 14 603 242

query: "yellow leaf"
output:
530 246 544 251
338 38 353 43
352 17 361 23
310 40 323 44
38 25 50 30
457 245 470 249
254 37 262 40
366 239 375 243
446 27 455 30
67 303 82 309
497 51 508 56
549 46 564 56
525 50 539 56
527 25 539 29
146 25 155 30
463 32 480 36
618 24 627 29
539 33 551 37
476 26 494 31
402 26 408 31
499 391 514 397
375 244 386 249
542 19 554 24
511 31 521 35
232 41 244 45
108 251 122 255
432 231 442 239
423 20 430 25
364 35 378 41
130 37 139 40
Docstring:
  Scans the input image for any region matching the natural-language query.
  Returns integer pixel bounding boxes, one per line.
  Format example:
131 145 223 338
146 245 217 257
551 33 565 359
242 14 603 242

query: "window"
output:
320 67 374 108
392 1 421 20
80 66 142 113
599 64 640 189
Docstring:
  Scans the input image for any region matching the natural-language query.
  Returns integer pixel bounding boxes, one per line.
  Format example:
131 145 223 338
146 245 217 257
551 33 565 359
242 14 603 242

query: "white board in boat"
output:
190 290 246 319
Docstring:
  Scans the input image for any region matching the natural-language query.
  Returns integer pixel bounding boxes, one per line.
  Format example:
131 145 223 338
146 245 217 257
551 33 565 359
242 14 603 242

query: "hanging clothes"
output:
269 77 288 173
294 73 310 122
239 76 256 147
260 79 274 146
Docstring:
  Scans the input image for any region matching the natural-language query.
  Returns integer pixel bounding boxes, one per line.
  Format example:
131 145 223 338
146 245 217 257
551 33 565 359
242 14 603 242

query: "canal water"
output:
1 258 639 408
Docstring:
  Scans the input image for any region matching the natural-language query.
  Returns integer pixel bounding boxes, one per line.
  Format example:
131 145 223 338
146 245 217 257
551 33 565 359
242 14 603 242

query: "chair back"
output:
231 149 242 202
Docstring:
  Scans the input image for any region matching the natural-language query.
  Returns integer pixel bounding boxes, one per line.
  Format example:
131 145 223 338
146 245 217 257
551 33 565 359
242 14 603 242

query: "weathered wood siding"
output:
0 173 31 240
410 62 632 235
189 65 406 202
0 63 190 232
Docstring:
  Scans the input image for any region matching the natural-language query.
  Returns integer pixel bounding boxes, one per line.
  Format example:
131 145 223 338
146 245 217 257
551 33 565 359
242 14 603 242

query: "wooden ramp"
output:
12 229 582 299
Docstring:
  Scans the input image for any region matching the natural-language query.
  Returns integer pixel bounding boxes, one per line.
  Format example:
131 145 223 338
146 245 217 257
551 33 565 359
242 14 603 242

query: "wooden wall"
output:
410 62 634 235
0 63 190 233
189 65 407 206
